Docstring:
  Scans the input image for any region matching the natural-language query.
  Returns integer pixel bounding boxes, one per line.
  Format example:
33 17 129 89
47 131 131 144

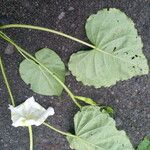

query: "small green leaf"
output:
69 8 149 88
102 106 114 115
137 137 150 150
19 48 65 96
74 96 96 105
67 106 134 150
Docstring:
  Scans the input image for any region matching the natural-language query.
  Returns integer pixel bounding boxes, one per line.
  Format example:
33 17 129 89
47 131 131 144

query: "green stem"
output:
0 31 81 109
28 126 33 150
0 57 15 106
43 122 75 138
0 55 33 150
0 24 96 49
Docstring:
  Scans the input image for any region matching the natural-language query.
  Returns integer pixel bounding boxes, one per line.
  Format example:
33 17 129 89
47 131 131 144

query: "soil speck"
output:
4 44 15 55
68 7 74 11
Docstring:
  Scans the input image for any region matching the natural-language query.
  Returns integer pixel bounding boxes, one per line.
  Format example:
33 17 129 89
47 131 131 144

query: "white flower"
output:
9 96 54 127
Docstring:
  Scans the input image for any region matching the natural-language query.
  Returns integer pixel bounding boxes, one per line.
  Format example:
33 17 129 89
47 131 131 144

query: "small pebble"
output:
71 23 75 28
21 0 30 8
58 12 65 20
4 44 14 55
68 7 74 11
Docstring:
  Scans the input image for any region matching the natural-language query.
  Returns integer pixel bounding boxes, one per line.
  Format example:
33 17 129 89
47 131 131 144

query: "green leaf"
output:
67 106 134 150
102 106 114 115
19 48 65 96
137 137 150 150
69 8 149 88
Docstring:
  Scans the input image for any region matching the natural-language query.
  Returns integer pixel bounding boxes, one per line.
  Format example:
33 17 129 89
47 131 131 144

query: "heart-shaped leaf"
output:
19 48 65 96
69 8 149 88
67 106 134 150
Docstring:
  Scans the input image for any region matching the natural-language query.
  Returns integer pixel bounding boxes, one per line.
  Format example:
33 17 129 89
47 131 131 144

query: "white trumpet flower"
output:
9 96 54 127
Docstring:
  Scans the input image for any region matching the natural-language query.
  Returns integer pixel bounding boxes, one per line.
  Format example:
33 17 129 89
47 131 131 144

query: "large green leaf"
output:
137 137 150 150
69 8 149 88
67 106 134 150
19 48 65 96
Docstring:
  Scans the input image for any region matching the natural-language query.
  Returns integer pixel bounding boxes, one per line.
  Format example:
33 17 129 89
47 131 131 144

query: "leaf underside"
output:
69 8 149 88
67 106 134 150
19 48 65 96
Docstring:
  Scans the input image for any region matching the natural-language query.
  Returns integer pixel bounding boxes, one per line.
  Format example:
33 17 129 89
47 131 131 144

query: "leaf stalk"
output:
43 122 75 137
0 24 95 49
28 126 33 150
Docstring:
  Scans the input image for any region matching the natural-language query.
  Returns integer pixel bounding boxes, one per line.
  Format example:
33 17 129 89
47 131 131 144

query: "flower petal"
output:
9 97 55 127
35 107 55 126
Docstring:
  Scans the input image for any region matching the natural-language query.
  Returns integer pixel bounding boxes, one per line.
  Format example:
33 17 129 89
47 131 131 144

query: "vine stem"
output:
43 122 75 138
28 126 33 150
0 56 33 150
0 31 81 109
0 57 15 107
0 24 96 49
